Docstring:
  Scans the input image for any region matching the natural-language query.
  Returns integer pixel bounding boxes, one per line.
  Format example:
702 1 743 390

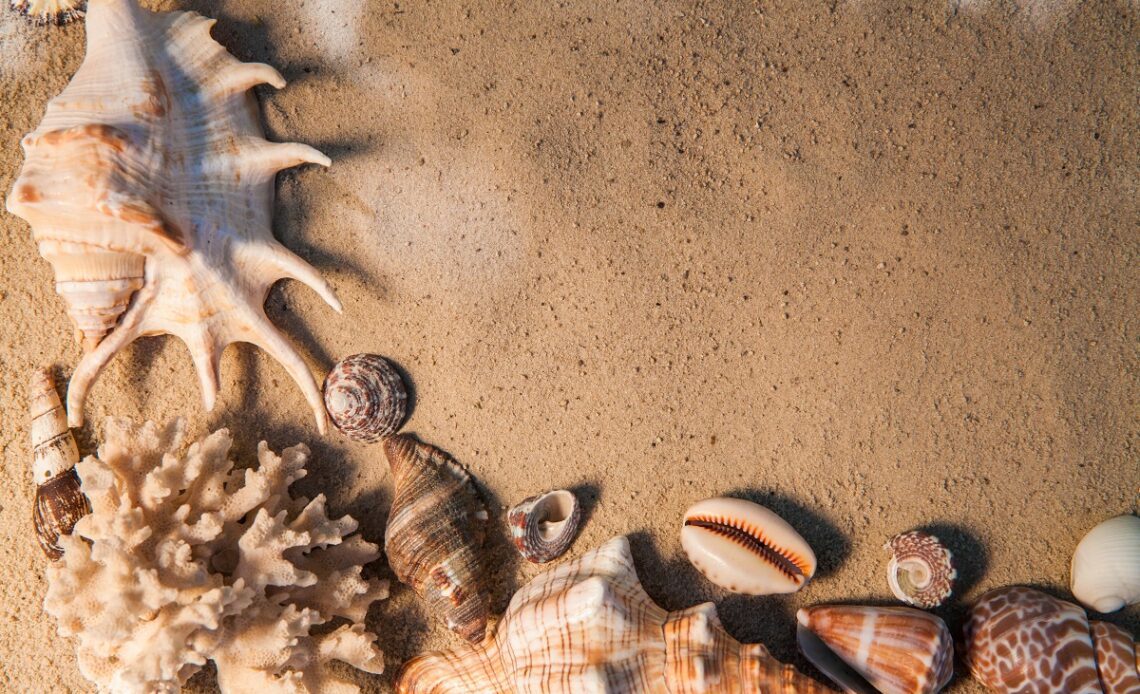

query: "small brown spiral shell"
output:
29 367 89 560
323 354 408 442
507 489 582 564
884 530 956 609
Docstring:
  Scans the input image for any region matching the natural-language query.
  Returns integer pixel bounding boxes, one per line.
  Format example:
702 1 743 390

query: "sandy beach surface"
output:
0 1 1137 692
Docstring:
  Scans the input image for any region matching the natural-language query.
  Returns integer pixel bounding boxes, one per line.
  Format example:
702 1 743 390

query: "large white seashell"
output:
680 496 817 595
6 0 341 432
1070 514 1140 613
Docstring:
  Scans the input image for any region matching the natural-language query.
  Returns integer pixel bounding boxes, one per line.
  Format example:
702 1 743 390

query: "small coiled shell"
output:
680 497 817 595
884 530 956 609
1070 514 1140 613
323 354 408 442
29 367 89 559
10 0 86 25
507 489 582 563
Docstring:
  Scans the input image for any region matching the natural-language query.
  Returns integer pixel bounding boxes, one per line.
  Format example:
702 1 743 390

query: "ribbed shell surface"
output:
384 434 489 643
29 368 89 560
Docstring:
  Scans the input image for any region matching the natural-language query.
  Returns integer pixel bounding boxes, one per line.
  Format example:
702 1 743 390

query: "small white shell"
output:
680 497 816 595
885 531 956 609
507 489 582 563
1071 514 1140 613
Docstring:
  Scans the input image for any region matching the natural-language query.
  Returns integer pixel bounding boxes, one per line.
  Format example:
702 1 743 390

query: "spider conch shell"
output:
397 535 835 693
6 0 341 432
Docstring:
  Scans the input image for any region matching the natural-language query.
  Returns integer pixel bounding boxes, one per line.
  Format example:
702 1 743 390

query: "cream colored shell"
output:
1070 514 1140 613
6 0 340 432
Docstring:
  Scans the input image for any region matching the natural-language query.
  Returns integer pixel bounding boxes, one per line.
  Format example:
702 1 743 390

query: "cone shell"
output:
6 0 341 432
397 535 835 694
507 489 581 564
1071 514 1140 613
29 368 89 559
680 497 816 595
885 530 956 609
323 354 408 442
10 0 85 24
797 605 953 694
384 434 490 643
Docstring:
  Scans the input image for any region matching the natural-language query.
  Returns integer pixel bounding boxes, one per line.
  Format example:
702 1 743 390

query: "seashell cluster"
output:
384 433 490 643
507 489 581 563
324 353 408 442
44 417 389 694
797 605 954 694
10 0 85 24
962 585 1140 694
1070 514 1140 613
884 530 956 609
398 535 835 694
680 496 816 595
29 367 89 560
6 0 341 432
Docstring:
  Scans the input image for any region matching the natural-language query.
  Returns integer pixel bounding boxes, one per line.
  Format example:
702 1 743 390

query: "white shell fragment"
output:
1071 514 1140 613
680 497 817 595
885 530 957 609
10 0 85 24
507 489 582 563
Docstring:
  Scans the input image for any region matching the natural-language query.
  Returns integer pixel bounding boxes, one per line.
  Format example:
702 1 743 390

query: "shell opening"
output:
684 517 807 581
536 491 576 540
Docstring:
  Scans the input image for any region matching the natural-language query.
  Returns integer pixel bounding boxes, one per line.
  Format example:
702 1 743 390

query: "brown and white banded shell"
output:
797 605 954 694
10 0 85 24
29 367 89 559
962 585 1140 694
507 489 581 564
384 434 489 643
680 497 816 595
885 530 956 609
323 354 408 442
398 535 836 694
6 0 341 432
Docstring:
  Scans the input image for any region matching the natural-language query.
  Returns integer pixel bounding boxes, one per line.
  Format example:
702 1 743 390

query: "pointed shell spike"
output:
680 496 817 595
1070 514 1140 613
323 354 408 442
507 489 582 563
383 434 490 643
29 367 89 559
884 530 956 609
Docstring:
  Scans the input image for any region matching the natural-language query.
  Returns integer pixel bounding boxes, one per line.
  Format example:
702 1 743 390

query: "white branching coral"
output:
44 418 389 694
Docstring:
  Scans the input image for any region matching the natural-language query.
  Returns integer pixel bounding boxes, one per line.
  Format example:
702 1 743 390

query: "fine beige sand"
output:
0 1 1137 692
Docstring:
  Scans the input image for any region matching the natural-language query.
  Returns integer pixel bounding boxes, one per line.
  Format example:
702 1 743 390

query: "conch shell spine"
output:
29 367 89 559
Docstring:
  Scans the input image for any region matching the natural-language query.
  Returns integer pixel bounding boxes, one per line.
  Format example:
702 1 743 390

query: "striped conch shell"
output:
680 497 817 595
962 585 1140 693
10 0 85 24
397 535 836 694
797 605 954 694
884 530 956 609
29 367 89 559
384 434 490 643
507 489 581 563
5 0 341 432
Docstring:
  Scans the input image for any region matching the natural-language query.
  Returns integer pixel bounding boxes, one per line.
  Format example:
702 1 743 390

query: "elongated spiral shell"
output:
323 354 408 442
884 530 956 609
507 489 581 563
10 0 85 24
29 367 89 559
384 434 490 643
6 0 341 432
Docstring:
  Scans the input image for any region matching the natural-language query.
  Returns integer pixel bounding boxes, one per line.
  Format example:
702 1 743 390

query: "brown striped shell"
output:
323 354 408 442
507 489 581 563
885 530 956 609
29 367 89 560
797 605 954 694
384 434 489 643
10 0 85 24
680 497 816 595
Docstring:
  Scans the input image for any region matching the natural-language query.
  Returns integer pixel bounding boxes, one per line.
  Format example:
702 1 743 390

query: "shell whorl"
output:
884 531 956 609
10 0 86 24
507 489 581 564
383 434 490 643
29 368 89 560
323 354 408 442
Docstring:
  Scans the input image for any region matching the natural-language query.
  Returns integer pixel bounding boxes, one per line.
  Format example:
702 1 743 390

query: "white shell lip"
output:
680 497 817 595
1071 514 1140 613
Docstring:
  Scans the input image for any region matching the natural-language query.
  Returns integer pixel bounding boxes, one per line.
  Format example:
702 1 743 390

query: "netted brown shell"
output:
323 354 408 442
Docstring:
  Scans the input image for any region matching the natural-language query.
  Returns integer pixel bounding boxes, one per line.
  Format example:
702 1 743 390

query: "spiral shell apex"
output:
885 530 956 609
324 354 408 442
29 367 89 559
10 0 85 24
508 489 582 563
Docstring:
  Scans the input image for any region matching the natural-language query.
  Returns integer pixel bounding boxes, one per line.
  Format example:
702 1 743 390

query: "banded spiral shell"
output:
10 0 85 24
507 489 581 563
323 354 408 442
384 434 490 643
6 0 341 432
398 535 836 694
680 497 816 595
29 367 89 559
884 530 956 609
1070 514 1140 614
797 605 954 694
